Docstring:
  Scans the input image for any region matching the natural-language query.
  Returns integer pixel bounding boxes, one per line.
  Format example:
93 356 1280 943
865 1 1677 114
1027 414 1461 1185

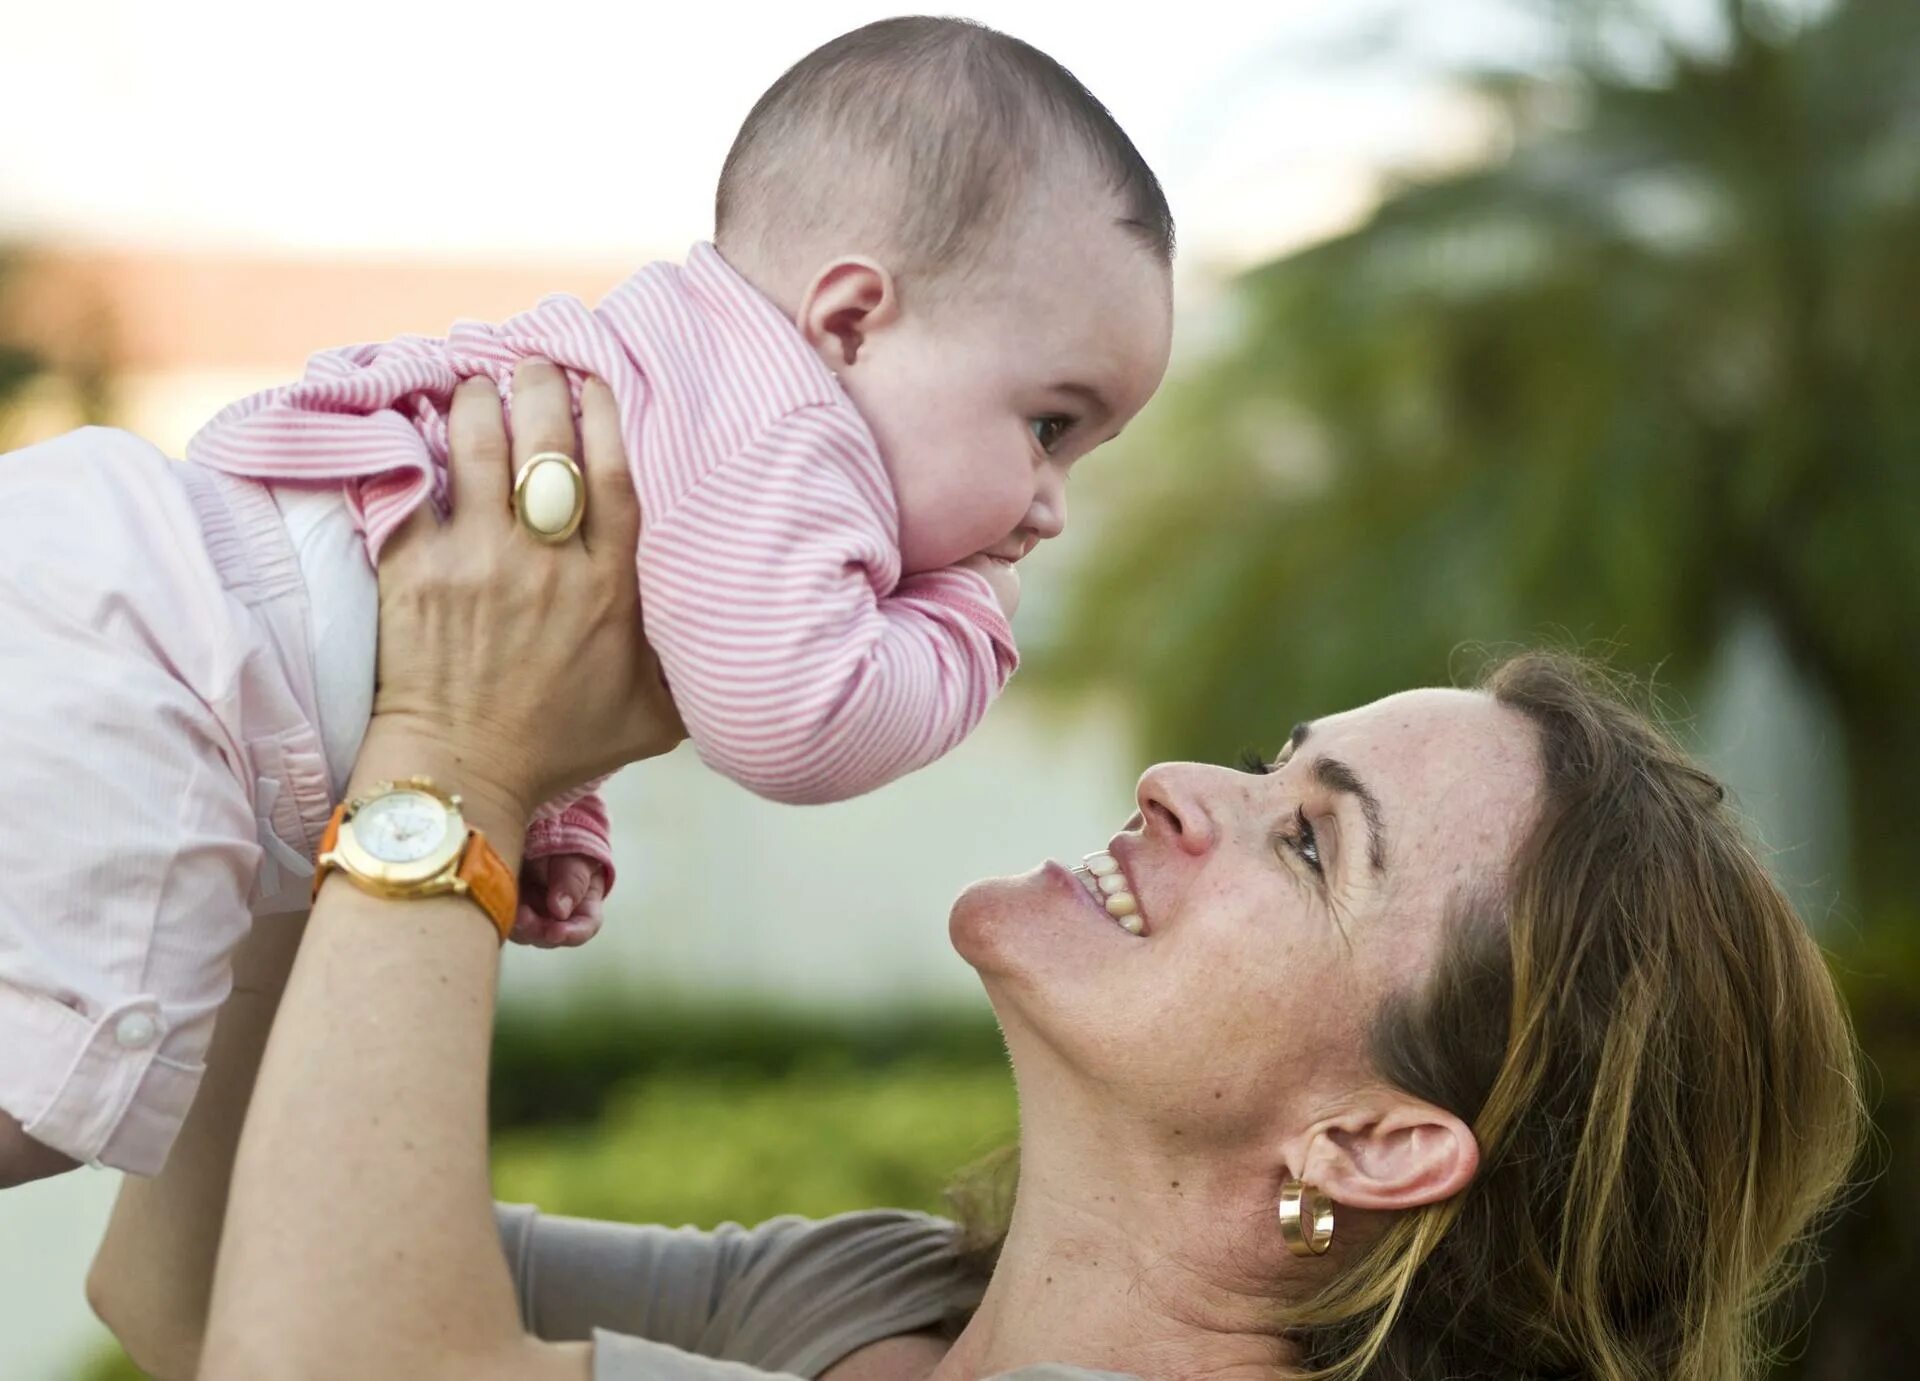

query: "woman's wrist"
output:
349 713 535 866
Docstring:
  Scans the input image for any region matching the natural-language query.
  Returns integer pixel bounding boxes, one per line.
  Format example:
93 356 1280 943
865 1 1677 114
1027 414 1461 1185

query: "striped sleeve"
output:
640 406 1017 805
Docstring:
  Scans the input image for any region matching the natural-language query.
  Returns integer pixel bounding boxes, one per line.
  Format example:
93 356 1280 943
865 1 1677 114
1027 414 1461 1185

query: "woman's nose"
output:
1135 764 1219 857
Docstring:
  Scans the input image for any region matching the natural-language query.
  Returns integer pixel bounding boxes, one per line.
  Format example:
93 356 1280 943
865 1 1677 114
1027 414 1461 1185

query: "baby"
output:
0 16 1173 1184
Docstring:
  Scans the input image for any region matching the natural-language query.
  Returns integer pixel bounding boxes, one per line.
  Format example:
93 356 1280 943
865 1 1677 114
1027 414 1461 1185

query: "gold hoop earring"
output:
1279 1178 1335 1257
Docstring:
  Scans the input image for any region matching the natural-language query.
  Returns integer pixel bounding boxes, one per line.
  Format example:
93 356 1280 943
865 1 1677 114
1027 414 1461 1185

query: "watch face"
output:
353 790 452 864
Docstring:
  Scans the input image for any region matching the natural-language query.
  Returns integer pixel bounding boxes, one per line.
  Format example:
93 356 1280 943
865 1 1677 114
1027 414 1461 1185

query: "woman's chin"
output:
948 868 1043 973
948 861 1131 981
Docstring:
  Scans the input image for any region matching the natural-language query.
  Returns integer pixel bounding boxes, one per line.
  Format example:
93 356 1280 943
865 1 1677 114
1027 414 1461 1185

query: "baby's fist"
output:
958 554 1022 620
510 852 607 948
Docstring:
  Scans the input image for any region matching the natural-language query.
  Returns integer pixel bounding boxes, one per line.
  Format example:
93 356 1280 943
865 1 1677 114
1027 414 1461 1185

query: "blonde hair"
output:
1285 652 1866 1378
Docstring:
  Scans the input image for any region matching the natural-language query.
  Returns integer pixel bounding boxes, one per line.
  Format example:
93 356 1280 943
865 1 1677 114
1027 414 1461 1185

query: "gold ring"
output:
511 451 586 544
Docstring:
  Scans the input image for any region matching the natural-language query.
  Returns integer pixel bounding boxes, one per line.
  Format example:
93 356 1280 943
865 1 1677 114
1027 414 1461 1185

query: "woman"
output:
88 365 1863 1380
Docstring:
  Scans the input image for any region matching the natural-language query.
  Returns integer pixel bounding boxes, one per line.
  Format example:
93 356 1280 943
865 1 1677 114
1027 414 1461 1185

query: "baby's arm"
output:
642 407 1017 804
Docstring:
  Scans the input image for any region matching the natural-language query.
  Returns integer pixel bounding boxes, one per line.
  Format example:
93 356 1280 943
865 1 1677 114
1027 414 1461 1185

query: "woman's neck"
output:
933 1116 1302 1380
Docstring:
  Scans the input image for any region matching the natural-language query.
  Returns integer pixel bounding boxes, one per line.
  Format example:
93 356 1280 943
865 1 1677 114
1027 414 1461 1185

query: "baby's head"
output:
716 17 1175 590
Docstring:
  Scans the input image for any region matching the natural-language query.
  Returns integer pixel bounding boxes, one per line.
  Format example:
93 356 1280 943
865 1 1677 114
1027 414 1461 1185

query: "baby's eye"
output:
1029 416 1073 453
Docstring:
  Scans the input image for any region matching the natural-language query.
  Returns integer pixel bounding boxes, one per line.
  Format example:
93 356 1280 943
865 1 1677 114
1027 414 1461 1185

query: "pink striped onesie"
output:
190 241 1018 803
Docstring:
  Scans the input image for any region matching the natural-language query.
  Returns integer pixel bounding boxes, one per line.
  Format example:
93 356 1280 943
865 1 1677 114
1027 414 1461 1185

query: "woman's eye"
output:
1029 416 1072 453
1286 807 1323 876
1235 749 1274 775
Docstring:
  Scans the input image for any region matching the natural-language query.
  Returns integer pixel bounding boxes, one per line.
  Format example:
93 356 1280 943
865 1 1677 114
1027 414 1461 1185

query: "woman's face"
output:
950 688 1542 1157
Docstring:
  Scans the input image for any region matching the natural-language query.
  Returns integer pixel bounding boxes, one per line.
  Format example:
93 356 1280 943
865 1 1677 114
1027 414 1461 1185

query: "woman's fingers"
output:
445 376 511 526
578 377 640 560
509 359 582 509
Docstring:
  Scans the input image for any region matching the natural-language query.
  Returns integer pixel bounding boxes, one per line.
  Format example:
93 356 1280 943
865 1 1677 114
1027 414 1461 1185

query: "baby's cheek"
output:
896 474 1033 574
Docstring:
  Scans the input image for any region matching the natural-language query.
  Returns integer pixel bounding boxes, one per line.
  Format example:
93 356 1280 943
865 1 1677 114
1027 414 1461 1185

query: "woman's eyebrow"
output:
1289 723 1387 874
1311 755 1389 876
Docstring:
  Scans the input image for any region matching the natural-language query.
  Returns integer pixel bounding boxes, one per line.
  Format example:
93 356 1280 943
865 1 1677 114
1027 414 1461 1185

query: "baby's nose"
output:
1025 479 1067 540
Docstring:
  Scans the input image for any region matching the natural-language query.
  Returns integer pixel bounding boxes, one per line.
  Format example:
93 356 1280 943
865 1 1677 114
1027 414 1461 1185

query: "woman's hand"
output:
367 359 684 824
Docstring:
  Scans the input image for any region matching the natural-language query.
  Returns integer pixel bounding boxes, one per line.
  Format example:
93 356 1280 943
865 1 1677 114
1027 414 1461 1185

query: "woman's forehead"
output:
1298 689 1540 871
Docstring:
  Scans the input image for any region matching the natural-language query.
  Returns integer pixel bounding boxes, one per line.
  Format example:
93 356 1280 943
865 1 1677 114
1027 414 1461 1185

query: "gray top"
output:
496 1204 1137 1380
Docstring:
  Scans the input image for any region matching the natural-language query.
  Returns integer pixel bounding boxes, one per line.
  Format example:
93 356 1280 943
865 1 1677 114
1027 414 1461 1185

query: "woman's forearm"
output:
198 724 587 1381
87 911 308 1380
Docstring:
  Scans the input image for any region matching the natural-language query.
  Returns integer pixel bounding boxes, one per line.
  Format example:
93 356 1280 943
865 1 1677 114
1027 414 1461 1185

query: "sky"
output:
0 0 1517 276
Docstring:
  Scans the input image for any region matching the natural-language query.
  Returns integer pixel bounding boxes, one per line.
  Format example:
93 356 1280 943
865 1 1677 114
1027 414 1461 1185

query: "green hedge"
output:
487 1000 1007 1132
494 1058 1016 1228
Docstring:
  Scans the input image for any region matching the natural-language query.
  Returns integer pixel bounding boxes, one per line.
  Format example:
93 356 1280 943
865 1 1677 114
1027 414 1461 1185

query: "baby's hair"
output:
716 16 1174 300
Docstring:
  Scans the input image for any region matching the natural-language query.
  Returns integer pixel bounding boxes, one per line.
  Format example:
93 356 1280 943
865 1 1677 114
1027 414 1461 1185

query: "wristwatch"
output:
311 778 518 943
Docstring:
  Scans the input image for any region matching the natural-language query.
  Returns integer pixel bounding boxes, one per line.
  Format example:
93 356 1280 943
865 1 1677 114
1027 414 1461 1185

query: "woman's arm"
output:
200 728 585 1381
86 911 306 1379
198 364 680 1381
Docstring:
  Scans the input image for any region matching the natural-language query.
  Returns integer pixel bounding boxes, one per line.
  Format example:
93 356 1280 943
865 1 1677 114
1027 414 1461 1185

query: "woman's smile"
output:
1066 848 1147 935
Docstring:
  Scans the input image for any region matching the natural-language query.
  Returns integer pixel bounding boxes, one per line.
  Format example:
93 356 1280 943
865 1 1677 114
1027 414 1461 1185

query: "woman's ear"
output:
1299 1094 1479 1212
795 257 899 370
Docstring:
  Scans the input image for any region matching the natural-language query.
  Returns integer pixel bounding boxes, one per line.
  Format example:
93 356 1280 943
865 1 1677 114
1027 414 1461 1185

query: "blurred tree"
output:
1046 0 1919 927
0 244 117 448
0 251 52 433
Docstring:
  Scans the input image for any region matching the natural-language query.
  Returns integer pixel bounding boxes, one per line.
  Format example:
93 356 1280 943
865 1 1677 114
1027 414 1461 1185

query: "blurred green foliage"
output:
0 244 117 450
0 251 51 436
493 1058 1015 1229
487 1003 1014 1228
1784 933 1920 1379
487 1001 1007 1133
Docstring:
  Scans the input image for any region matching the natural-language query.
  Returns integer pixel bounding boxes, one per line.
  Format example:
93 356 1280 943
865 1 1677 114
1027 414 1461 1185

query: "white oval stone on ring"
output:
519 458 581 535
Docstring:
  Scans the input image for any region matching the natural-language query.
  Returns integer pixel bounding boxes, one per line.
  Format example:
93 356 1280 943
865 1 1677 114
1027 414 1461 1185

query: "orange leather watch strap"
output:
319 807 343 858
457 830 519 944
311 803 347 905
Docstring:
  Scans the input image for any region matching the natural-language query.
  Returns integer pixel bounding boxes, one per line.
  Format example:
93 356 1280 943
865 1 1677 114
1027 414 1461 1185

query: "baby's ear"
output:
796 257 899 368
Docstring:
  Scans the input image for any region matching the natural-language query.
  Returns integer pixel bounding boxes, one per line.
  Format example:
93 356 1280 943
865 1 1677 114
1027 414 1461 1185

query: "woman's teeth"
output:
1072 852 1145 935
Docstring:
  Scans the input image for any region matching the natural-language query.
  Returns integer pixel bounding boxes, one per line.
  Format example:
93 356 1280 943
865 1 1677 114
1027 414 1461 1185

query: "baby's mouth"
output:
1069 851 1146 935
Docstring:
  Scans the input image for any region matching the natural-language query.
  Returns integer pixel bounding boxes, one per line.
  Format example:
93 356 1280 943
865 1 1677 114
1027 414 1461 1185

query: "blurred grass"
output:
493 1057 1016 1228
488 1002 1016 1227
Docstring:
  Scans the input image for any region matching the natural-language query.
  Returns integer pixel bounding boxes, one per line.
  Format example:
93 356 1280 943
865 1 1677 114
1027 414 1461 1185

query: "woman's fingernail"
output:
554 894 575 919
